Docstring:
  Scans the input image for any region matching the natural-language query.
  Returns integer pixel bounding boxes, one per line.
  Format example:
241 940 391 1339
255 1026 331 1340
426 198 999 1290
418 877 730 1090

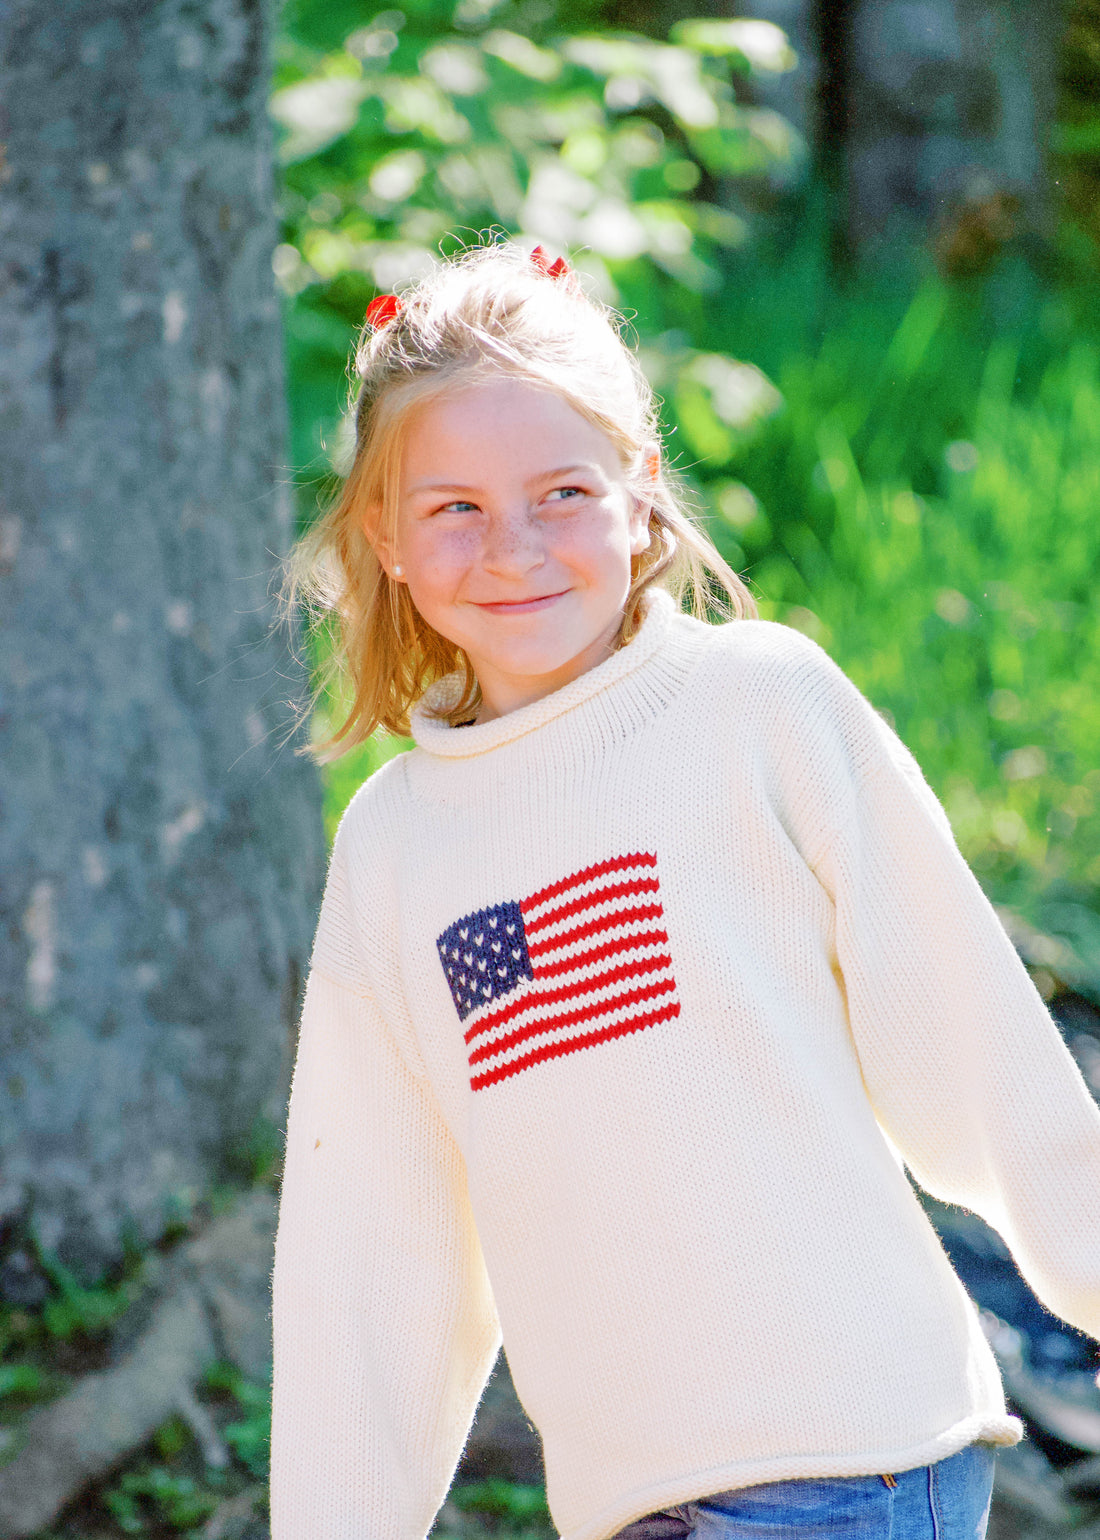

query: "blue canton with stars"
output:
436 901 533 1022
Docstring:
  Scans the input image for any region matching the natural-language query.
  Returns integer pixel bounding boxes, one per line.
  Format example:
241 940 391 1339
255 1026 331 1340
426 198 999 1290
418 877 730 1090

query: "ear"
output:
361 503 405 581
628 443 660 555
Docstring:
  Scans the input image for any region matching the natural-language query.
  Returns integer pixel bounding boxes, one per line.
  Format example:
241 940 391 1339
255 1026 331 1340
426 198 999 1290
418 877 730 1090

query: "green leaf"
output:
670 18 796 74
482 30 562 81
271 76 371 163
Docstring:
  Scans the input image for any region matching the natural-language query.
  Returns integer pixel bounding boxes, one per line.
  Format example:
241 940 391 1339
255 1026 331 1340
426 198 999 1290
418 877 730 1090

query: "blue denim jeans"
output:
610 1443 996 1540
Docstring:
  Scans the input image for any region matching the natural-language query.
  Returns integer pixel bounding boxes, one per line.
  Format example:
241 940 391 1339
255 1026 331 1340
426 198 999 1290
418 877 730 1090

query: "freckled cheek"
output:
405 528 482 588
551 515 630 569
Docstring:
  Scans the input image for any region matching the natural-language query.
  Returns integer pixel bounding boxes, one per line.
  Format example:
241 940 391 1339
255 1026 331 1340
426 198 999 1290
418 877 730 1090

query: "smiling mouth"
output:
473 591 570 615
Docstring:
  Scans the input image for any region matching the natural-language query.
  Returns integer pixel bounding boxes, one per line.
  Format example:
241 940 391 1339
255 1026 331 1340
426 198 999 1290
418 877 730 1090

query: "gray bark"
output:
844 0 1063 256
0 0 323 1277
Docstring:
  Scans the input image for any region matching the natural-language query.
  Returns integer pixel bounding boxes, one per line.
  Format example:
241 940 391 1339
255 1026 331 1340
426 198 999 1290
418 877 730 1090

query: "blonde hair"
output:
287 242 756 755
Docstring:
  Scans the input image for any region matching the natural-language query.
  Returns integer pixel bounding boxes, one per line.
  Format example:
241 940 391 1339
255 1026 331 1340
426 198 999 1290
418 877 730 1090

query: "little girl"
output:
271 243 1100 1540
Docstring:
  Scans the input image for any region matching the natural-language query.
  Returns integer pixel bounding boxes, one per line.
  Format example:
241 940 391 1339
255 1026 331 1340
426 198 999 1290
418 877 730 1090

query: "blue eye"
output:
546 486 583 502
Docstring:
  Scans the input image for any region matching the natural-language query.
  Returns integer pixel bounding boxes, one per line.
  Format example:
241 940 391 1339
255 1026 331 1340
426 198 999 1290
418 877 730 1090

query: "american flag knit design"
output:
436 851 681 1090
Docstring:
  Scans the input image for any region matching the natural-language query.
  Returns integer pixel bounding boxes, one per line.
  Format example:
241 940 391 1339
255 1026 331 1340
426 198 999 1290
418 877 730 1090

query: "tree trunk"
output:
0 0 323 1278
843 0 1062 260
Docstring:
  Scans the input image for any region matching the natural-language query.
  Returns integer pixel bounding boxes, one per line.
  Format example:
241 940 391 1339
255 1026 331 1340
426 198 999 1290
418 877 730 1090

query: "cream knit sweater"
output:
271 593 1100 1540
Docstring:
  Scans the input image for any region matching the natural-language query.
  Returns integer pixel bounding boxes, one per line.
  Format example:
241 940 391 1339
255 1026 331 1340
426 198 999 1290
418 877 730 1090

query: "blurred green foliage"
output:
0 1358 56 1409
34 1253 142 1344
448 1478 552 1532
276 0 1100 987
32 1367 271 1538
273 0 801 481
0 1242 143 1381
103 1466 218 1535
205 1360 272 1479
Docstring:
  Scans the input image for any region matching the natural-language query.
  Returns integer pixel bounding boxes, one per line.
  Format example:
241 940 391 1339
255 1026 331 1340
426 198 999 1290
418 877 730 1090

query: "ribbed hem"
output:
560 1415 1023 1540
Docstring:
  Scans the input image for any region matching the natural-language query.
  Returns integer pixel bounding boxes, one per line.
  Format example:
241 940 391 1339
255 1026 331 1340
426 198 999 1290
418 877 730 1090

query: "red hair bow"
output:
365 294 403 329
530 245 571 280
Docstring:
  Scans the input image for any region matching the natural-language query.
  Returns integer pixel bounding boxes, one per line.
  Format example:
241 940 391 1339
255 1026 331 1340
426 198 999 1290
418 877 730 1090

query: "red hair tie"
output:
365 294 403 329
530 245 571 280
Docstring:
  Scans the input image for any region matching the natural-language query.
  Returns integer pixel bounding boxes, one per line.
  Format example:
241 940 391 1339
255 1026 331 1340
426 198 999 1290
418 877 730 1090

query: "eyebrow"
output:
405 463 608 495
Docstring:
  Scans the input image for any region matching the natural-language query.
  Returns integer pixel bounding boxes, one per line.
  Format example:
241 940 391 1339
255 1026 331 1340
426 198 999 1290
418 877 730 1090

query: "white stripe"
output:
521 864 659 926
527 940 673 992
471 986 678 1075
527 901 666 956
467 962 678 1055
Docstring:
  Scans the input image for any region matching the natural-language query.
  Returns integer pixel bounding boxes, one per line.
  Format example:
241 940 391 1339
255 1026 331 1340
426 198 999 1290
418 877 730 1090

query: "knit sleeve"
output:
814 712 1100 1347
270 837 501 1540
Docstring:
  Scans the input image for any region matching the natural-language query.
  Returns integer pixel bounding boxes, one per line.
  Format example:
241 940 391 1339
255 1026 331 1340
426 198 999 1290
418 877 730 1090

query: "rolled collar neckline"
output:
409 589 677 759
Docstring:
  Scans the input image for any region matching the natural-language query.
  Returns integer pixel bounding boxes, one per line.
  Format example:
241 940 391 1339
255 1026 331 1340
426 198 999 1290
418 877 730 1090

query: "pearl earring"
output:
393 564 404 578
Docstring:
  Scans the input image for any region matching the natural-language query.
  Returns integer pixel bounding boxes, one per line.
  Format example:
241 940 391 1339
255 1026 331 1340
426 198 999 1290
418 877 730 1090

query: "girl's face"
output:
384 377 652 722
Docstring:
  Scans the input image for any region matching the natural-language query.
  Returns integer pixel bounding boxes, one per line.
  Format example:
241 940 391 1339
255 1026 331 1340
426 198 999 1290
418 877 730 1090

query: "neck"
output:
473 636 620 723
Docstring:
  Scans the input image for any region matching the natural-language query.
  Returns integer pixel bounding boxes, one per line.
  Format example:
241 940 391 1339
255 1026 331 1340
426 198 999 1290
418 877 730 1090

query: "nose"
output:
480 502 546 578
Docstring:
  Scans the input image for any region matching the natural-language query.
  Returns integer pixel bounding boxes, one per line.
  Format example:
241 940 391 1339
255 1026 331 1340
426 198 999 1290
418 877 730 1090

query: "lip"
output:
471 591 570 615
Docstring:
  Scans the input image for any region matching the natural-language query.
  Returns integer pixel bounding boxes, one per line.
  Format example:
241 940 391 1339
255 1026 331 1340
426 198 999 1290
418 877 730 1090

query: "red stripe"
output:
531 928 670 982
522 876 660 935
465 954 673 1046
526 902 664 960
468 973 677 1062
470 1000 682 1090
523 851 656 912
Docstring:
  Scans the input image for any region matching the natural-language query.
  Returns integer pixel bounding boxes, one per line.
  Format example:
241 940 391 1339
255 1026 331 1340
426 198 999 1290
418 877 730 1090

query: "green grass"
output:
690 253 1100 980
433 1479 555 1540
